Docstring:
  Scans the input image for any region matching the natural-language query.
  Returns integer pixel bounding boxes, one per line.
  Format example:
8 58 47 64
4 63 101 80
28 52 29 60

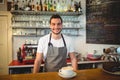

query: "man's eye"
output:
51 23 61 26
58 23 61 25
51 23 55 26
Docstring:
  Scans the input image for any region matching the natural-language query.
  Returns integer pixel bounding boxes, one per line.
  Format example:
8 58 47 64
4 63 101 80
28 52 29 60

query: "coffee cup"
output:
59 66 74 76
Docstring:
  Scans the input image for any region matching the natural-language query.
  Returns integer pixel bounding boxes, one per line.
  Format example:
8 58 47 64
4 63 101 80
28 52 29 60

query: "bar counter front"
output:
0 68 120 80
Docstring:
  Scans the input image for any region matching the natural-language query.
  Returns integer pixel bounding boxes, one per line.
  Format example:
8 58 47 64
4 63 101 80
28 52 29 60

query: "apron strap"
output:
61 34 66 47
48 33 53 46
48 33 66 47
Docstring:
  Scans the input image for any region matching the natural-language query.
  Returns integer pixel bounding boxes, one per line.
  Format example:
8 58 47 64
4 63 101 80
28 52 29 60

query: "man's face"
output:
50 18 62 35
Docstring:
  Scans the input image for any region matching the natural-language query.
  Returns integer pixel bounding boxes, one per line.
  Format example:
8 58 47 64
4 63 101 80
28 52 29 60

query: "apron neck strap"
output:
61 34 66 47
48 33 52 46
48 33 66 47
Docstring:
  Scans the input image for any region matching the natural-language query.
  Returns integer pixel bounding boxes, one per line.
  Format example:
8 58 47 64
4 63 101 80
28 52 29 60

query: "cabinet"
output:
11 11 83 37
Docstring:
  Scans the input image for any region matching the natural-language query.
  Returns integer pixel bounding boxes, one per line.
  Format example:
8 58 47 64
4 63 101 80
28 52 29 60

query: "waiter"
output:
33 14 78 73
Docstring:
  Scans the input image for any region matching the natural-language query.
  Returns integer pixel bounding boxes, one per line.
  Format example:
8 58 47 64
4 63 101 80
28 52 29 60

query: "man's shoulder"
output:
40 34 50 39
62 34 71 40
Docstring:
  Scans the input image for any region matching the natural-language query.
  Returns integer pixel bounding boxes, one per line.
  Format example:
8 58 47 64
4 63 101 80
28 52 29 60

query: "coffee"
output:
59 66 74 76
62 66 73 70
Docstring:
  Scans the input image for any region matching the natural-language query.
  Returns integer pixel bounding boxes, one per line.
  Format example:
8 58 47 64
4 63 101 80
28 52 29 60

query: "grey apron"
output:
44 34 67 72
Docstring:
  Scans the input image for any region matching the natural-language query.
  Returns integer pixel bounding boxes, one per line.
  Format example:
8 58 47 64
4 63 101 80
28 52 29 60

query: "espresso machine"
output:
17 44 37 64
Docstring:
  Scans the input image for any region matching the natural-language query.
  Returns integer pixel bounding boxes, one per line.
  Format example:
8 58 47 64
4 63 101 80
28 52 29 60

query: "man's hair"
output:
49 14 63 24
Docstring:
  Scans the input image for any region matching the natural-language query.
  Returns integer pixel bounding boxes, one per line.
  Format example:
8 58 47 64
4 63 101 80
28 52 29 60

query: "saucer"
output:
58 72 77 78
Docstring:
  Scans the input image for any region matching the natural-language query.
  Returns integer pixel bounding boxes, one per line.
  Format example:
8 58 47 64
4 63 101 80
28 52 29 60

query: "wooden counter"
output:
0 68 120 80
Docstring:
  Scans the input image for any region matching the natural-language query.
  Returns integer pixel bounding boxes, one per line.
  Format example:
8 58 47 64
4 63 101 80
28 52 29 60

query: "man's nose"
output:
54 24 59 28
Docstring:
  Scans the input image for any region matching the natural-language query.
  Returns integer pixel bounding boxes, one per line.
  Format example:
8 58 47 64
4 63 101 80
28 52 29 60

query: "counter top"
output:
0 68 120 80
8 60 106 68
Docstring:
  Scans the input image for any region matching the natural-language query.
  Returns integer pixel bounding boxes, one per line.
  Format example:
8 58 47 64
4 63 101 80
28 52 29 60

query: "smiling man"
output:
33 14 78 73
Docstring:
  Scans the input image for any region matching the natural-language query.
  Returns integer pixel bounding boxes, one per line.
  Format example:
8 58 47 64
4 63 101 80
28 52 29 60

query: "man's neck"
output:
51 33 61 40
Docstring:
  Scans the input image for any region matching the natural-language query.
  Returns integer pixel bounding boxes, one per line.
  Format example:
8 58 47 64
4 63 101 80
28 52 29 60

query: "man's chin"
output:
52 31 61 35
52 32 61 35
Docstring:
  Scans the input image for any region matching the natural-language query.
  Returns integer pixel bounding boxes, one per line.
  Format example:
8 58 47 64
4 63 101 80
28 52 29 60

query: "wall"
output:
0 0 120 57
12 0 86 60
72 0 120 57
5 0 120 59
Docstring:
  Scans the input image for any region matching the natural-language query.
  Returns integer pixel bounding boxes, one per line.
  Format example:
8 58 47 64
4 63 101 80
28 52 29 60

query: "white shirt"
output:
37 33 75 60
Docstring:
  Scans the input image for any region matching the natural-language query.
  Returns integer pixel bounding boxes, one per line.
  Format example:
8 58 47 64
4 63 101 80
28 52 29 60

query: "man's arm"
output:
69 52 78 71
33 53 43 73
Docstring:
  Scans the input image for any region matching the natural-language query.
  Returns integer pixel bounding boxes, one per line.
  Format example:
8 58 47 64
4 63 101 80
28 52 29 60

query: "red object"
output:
9 59 71 66
21 44 26 59
87 57 101 61
87 54 101 61
9 60 27 66
66 58 71 62
23 59 35 64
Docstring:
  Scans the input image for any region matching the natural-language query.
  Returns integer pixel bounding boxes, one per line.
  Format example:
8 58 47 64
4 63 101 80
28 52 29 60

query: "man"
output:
33 14 77 73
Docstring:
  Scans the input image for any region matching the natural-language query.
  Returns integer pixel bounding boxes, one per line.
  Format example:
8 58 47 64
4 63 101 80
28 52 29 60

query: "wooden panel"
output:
0 16 8 74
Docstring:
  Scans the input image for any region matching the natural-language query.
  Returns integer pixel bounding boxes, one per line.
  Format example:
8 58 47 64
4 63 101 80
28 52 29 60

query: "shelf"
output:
12 26 82 29
11 10 82 37
12 26 49 29
24 44 38 48
13 35 37 37
12 34 82 37
11 11 82 16
13 20 80 23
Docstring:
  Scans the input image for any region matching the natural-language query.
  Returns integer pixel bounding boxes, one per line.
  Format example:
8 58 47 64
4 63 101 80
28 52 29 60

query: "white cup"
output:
59 66 74 76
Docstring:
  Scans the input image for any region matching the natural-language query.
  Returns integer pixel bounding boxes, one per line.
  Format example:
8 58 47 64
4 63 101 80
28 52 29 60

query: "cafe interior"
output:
0 0 120 80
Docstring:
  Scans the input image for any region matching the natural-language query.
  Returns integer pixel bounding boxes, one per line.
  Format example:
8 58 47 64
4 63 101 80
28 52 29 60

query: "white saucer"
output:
58 72 77 78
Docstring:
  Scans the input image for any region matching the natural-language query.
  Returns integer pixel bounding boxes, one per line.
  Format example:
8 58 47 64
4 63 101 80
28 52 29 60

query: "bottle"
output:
50 0 53 11
28 0 32 11
43 0 47 11
18 0 22 10
78 1 82 12
39 0 43 11
25 0 28 8
67 0 71 11
14 0 18 10
74 1 78 12
17 0 21 10
63 0 68 12
36 2 40 11
47 0 50 11
17 47 23 63
11 0 15 11
31 0 35 11
20 0 25 10
56 0 61 12
61 0 65 12
53 1 56 11
71 0 75 12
